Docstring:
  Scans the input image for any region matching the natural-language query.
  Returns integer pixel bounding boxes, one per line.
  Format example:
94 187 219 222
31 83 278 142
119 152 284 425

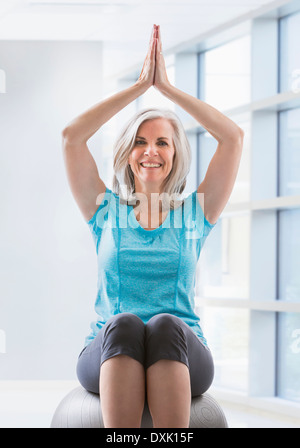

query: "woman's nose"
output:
144 144 158 156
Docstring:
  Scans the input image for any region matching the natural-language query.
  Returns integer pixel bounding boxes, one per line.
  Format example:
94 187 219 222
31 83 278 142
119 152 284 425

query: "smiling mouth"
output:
140 163 163 169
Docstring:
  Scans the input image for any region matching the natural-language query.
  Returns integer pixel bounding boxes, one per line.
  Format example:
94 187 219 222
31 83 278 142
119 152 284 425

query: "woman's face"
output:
128 118 175 192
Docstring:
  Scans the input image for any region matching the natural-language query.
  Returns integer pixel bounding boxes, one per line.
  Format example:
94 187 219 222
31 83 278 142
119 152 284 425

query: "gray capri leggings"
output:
76 313 214 397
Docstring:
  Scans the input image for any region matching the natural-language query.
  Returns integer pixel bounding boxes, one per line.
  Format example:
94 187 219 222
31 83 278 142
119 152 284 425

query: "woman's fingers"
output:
149 25 157 51
150 26 157 63
153 25 170 91
149 24 160 54
152 25 162 61
157 25 161 44
157 26 161 50
146 26 155 65
145 27 155 65
138 26 157 88
152 36 157 57
138 25 162 90
151 24 157 43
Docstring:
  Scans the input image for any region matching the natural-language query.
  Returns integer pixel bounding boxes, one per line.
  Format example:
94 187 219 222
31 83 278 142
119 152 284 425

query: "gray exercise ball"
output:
50 386 228 428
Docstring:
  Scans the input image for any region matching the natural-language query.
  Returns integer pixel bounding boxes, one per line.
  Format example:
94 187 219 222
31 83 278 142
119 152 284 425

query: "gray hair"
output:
112 108 191 210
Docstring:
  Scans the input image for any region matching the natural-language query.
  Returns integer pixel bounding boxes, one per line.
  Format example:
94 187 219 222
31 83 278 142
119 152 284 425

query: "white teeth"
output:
141 163 162 168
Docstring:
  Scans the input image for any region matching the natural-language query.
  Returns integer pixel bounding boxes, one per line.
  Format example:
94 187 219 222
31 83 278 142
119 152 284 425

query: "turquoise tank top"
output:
85 187 216 347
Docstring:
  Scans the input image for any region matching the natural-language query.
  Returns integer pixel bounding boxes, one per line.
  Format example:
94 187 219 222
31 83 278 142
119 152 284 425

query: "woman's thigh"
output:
183 322 214 396
76 313 145 394
145 313 214 397
76 312 214 397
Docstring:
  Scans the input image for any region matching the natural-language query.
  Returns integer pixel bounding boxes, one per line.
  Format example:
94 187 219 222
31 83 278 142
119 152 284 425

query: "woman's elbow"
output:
221 125 244 147
62 126 71 142
232 127 244 149
61 126 79 146
238 127 245 140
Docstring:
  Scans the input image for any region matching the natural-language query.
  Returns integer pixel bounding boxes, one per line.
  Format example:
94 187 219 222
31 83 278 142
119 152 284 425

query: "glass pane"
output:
198 307 249 392
277 312 300 403
199 120 251 204
278 209 300 302
196 214 250 299
280 11 300 93
202 35 251 110
196 215 250 300
279 108 300 196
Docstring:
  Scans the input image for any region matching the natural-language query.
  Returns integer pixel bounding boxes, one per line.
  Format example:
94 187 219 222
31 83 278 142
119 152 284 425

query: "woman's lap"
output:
76 312 214 397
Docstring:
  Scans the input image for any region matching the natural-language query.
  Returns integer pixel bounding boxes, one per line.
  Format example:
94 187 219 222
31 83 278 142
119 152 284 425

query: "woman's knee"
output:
146 313 183 338
103 313 145 351
145 314 188 369
105 312 143 333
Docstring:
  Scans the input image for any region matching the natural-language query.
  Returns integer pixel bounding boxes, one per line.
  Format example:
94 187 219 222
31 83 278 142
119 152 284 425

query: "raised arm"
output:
62 25 157 222
154 25 244 225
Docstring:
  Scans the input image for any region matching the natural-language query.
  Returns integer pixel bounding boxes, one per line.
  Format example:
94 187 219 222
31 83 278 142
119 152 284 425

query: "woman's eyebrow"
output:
136 136 169 140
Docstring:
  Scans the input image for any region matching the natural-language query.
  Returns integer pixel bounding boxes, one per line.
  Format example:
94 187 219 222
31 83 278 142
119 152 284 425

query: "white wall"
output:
0 41 103 379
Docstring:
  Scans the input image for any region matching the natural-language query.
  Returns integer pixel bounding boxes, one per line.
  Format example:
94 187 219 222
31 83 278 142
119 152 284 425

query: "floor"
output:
218 401 300 429
0 381 299 428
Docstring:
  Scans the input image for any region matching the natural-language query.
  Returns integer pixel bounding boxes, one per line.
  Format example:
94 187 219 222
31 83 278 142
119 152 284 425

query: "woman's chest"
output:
97 227 199 276
133 209 169 231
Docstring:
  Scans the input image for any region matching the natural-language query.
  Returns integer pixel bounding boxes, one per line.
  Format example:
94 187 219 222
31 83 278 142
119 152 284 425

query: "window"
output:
197 215 250 301
278 108 300 196
276 208 300 402
196 35 252 395
198 120 251 204
275 10 300 406
279 11 300 93
278 209 300 303
200 307 249 391
277 209 300 402
200 35 251 110
277 312 300 403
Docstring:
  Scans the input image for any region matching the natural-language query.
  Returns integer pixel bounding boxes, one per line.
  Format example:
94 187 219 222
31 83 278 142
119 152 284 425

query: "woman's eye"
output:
135 140 168 146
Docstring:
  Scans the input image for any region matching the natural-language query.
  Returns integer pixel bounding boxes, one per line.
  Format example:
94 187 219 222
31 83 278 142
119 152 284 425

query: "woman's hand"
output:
136 24 171 94
154 25 171 92
137 25 157 92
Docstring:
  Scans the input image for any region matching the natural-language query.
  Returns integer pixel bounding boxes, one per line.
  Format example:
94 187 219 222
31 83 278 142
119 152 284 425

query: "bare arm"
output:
61 83 149 222
62 82 148 145
62 25 157 144
62 26 157 222
159 84 244 225
159 83 243 144
154 25 244 225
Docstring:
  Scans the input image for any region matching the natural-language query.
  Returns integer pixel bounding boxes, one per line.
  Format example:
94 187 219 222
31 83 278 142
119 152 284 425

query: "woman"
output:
62 25 244 428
